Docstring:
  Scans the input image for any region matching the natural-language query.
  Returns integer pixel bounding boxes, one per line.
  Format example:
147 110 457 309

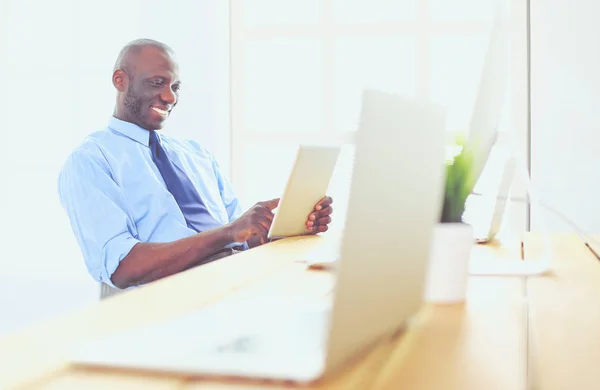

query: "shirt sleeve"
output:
208 152 250 250
209 154 244 223
58 149 141 287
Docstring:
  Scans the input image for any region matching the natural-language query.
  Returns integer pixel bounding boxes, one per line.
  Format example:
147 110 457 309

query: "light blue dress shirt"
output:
58 117 244 287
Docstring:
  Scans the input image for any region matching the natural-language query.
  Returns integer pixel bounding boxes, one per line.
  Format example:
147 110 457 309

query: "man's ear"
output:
112 69 127 92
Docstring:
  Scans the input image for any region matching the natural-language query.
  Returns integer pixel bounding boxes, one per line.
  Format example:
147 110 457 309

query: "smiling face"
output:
113 46 181 130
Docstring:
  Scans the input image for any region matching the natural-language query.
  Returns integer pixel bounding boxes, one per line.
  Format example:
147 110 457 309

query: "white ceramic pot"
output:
424 222 474 304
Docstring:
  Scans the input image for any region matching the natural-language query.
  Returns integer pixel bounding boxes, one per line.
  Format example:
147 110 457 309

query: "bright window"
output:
230 0 528 234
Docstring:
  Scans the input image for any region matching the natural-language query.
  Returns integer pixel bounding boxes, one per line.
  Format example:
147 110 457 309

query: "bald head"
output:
113 38 175 75
112 38 181 131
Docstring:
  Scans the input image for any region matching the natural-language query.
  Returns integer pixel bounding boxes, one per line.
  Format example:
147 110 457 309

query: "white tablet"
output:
267 145 341 239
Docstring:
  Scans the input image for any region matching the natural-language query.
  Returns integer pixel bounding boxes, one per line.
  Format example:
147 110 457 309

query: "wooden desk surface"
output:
524 233 600 390
0 232 594 390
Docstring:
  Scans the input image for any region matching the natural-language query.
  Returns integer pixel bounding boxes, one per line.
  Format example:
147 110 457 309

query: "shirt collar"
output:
107 117 152 146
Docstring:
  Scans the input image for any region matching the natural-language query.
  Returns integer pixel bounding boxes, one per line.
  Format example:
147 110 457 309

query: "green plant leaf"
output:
440 135 477 223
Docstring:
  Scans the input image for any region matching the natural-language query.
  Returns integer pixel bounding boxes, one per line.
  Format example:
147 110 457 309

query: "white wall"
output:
530 0 600 233
0 0 230 285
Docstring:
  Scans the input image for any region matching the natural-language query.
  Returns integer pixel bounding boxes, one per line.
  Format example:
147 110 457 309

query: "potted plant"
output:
424 136 477 304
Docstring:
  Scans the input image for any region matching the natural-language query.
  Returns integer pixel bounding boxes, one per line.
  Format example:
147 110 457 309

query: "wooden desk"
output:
524 233 600 390
0 232 590 390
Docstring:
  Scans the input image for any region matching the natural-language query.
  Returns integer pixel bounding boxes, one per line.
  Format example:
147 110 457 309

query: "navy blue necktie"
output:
148 130 220 232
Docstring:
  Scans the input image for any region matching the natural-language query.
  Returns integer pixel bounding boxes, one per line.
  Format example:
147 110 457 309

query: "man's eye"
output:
172 85 181 93
151 80 163 87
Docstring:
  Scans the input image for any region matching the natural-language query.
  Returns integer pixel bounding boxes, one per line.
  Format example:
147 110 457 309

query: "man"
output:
58 38 333 293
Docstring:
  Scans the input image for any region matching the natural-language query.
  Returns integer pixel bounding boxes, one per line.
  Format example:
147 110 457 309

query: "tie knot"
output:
148 130 163 159
148 130 159 146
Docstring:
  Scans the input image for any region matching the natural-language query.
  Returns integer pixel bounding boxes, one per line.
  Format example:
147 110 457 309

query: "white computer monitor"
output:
463 0 510 185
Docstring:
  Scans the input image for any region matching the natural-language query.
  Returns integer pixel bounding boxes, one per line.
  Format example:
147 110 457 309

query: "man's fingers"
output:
261 207 276 221
254 219 270 245
258 216 272 232
259 198 280 211
259 230 267 245
252 201 277 221
267 198 280 210
308 206 333 222
317 216 332 226
313 225 329 233
319 206 333 217
260 216 273 240
314 196 333 211
307 216 332 232
306 215 332 228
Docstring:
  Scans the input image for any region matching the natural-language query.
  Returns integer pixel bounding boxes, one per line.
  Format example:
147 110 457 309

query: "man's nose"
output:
161 87 177 105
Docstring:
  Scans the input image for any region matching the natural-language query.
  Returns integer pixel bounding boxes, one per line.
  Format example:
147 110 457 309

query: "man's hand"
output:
306 196 333 234
229 198 280 245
